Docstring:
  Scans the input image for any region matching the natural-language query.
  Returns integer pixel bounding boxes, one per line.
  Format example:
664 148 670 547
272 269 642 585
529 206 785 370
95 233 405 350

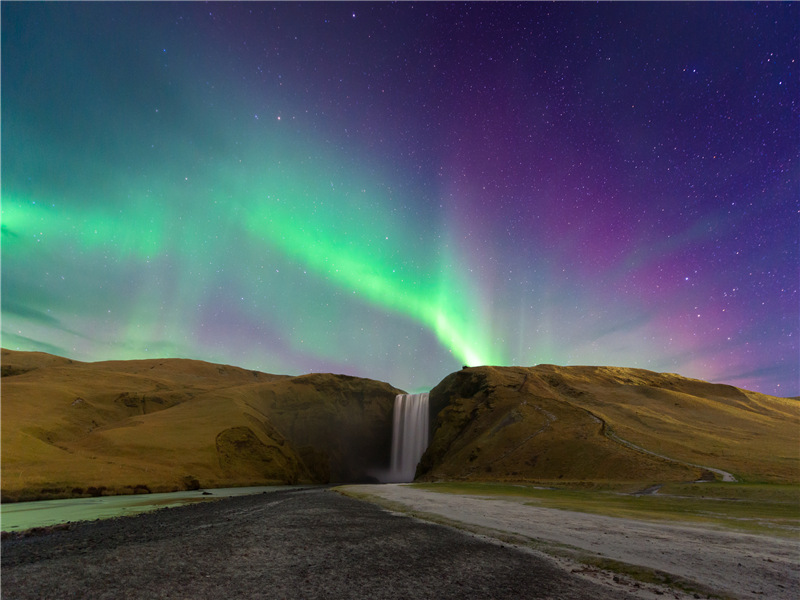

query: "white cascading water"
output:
387 392 430 483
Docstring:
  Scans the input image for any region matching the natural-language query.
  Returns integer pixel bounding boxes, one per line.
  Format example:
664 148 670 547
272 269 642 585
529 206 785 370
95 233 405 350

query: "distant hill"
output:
1 349 402 502
419 365 799 485
4 350 796 502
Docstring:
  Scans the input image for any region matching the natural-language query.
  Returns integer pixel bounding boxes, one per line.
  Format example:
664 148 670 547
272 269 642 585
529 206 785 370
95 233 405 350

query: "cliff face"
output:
246 373 398 483
418 365 799 484
1 349 401 501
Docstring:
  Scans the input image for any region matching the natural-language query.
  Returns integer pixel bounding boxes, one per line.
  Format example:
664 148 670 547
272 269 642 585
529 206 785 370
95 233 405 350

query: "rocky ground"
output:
4 487 677 600
343 484 800 600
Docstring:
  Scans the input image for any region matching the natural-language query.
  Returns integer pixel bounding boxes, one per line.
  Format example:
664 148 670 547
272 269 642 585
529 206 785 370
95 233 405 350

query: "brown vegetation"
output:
4 350 795 501
1 349 401 501
419 365 799 484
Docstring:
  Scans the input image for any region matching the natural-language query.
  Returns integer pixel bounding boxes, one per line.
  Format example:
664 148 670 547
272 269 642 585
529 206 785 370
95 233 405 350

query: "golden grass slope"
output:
419 366 799 485
1 349 402 501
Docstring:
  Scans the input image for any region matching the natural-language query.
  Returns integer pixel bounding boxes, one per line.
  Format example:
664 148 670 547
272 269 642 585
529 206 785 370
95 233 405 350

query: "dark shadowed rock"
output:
246 373 403 482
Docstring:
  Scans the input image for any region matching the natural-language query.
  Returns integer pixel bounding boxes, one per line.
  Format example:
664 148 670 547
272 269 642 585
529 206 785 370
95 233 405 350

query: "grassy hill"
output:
4 350 796 501
419 365 799 485
1 349 402 501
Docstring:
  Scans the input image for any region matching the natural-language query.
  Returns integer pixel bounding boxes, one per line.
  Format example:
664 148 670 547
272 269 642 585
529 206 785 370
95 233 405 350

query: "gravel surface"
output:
3 487 647 600
344 484 800 600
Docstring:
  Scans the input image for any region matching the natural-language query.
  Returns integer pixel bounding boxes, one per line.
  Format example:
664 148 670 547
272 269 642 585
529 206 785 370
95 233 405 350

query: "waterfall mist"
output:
386 393 430 483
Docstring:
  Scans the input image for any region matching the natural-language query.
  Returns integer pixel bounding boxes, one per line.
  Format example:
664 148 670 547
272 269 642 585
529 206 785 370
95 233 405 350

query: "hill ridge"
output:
2 350 797 502
1 349 403 501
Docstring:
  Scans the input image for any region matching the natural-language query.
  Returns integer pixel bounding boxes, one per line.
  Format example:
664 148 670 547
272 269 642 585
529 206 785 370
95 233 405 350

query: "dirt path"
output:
602 426 738 482
574 405 738 483
2 487 664 600
342 484 799 600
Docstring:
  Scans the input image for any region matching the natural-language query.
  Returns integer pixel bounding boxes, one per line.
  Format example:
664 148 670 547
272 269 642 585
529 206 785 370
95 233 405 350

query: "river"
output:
0 485 313 532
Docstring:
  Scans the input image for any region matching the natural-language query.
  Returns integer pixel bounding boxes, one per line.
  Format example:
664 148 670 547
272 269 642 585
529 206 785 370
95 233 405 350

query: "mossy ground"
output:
411 481 800 537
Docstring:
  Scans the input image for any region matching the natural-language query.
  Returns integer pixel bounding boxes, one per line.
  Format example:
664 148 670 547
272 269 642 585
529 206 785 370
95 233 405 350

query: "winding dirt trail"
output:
575 405 739 482
602 427 737 482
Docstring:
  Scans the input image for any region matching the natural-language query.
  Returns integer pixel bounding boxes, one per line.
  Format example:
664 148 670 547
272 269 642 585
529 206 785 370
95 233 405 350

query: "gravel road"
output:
3 487 653 600
344 484 799 600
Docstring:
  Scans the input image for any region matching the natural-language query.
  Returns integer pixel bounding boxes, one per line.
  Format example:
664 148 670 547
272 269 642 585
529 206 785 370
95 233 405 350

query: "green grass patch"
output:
411 481 800 537
659 481 800 503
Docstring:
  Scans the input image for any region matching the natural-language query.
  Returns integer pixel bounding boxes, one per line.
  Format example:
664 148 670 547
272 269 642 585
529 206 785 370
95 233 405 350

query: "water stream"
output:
0 486 311 532
386 392 430 483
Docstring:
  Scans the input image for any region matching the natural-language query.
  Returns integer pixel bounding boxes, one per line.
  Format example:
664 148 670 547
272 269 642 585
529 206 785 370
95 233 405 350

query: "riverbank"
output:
3 487 683 600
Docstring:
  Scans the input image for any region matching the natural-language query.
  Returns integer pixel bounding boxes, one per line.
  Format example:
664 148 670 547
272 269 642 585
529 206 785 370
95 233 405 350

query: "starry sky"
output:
2 2 798 396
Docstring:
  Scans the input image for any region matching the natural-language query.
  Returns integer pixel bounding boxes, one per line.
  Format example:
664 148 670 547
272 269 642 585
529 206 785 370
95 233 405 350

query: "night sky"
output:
2 2 797 396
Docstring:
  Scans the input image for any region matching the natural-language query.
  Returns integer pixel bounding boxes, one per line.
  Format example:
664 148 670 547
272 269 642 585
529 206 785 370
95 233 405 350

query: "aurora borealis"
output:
2 2 797 396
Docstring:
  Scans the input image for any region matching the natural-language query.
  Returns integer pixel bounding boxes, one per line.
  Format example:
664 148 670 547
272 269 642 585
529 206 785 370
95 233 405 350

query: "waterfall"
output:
387 392 430 483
